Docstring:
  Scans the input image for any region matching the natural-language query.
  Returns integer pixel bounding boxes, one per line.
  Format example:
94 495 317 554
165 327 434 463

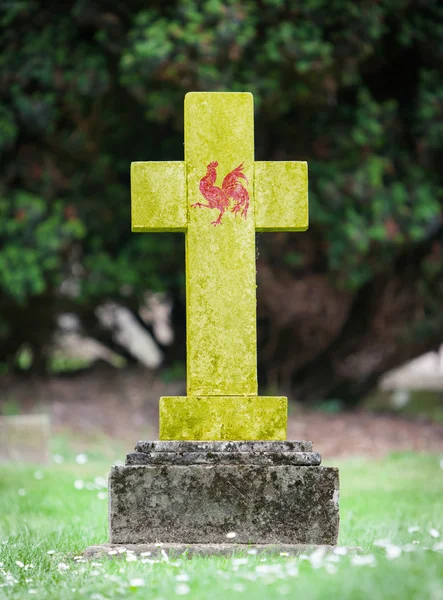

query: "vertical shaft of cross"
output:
184 93 257 396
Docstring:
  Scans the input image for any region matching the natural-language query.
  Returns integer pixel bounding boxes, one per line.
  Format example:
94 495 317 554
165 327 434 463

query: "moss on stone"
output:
130 92 310 441
159 396 287 441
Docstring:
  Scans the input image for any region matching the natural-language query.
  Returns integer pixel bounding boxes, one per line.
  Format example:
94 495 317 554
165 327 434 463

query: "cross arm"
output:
131 162 187 232
254 161 308 232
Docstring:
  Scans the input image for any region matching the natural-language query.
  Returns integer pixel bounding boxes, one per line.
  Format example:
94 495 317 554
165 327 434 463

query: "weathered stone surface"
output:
131 161 187 232
0 414 50 464
159 396 287 441
109 464 339 545
135 440 313 453
85 543 358 559
126 451 321 466
255 161 309 232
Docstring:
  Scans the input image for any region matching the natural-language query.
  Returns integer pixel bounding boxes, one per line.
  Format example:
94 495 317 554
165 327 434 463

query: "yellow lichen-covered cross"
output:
131 92 308 441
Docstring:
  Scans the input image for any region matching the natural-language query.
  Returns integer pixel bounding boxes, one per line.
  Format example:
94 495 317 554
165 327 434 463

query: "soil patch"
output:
1 365 442 459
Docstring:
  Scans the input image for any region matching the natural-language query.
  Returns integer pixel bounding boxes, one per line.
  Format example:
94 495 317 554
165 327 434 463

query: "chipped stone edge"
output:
125 451 322 466
135 440 314 453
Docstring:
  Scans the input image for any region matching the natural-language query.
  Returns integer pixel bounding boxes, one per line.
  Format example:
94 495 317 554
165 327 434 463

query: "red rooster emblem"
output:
191 161 250 226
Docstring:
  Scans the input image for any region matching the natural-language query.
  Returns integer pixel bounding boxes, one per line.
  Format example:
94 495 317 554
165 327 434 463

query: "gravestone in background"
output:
0 414 50 464
86 92 340 556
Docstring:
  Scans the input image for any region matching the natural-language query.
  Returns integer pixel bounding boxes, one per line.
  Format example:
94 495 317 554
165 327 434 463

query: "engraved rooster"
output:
191 161 250 226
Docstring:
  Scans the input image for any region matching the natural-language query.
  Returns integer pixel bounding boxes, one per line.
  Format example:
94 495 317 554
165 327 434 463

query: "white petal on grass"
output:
430 529 440 538
247 549 257 555
47 550 55 555
176 573 190 582
326 554 340 563
117 548 127 554
333 547 348 556
74 480 84 490
408 525 419 533
57 562 69 571
52 454 64 464
97 492 107 500
351 554 376 567
232 558 248 566
176 583 191 595
125 554 137 562
385 545 402 560
432 542 443 552
309 547 326 569
325 563 338 575
15 561 24 568
140 551 151 557
161 549 169 562
33 471 44 480
286 563 299 577
5 573 19 584
226 532 237 539
256 564 283 575
76 453 88 465
18 489 26 496
279 552 289 557
129 578 145 588
108 550 118 556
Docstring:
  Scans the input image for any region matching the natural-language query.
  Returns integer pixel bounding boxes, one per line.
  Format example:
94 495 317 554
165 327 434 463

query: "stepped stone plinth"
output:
106 441 339 548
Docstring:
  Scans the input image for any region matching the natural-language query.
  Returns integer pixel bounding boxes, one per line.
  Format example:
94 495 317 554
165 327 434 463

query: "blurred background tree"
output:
0 0 442 404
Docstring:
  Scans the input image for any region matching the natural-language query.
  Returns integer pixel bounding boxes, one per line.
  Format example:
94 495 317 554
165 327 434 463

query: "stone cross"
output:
131 92 308 441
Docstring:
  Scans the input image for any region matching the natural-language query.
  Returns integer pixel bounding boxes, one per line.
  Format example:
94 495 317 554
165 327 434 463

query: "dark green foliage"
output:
0 1 442 396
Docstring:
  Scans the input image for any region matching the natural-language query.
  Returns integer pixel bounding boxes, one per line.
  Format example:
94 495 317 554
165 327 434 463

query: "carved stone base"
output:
108 441 340 546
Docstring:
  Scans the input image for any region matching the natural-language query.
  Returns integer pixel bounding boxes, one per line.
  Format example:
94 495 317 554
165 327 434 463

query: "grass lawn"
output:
0 452 442 599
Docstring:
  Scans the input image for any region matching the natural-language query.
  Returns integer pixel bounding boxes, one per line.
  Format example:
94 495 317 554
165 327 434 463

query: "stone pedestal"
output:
107 441 339 548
